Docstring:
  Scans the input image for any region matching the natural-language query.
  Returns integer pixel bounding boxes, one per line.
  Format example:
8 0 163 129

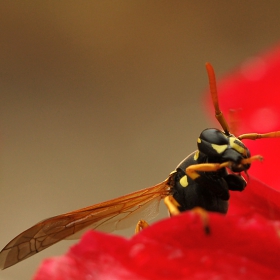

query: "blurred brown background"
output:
1 1 280 279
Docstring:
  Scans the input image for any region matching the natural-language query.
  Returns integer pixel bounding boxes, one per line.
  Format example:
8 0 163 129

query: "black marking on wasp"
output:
1 62 280 270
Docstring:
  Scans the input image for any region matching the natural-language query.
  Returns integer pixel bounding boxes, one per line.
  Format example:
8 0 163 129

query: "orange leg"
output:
164 195 210 235
164 195 181 216
191 207 210 235
186 161 231 180
135 219 150 233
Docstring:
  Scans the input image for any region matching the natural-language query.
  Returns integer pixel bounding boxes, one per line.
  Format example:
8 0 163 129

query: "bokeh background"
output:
1 1 280 279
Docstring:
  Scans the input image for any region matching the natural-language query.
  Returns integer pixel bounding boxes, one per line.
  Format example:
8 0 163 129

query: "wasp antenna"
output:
228 109 241 136
205 62 230 135
238 131 280 140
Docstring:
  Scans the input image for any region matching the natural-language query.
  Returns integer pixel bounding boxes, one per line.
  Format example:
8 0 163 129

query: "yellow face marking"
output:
179 175 188 187
229 137 246 155
211 143 228 154
193 150 199 161
197 138 201 143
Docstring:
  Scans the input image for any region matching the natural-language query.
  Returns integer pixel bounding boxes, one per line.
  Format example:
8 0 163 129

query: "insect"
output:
1 63 279 270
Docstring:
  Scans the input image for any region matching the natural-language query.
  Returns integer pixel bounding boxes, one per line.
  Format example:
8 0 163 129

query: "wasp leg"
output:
164 196 210 235
192 207 210 235
186 161 230 180
164 195 181 216
225 174 246 191
241 155 263 164
135 220 150 233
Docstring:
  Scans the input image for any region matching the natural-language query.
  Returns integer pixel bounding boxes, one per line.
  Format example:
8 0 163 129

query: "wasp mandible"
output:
1 63 279 270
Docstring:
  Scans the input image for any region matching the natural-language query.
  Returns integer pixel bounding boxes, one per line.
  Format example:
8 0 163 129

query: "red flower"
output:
205 44 280 189
33 178 280 280
34 47 280 279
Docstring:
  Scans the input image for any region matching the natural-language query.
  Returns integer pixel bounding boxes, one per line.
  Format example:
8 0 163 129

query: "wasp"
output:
1 63 279 270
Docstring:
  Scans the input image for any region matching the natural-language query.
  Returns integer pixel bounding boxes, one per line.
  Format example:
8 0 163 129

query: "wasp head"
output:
197 128 251 172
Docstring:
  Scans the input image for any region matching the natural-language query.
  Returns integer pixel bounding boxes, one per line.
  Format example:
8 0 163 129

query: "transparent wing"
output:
0 180 170 269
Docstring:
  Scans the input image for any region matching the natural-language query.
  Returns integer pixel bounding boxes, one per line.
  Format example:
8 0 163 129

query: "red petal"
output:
205 44 280 189
34 46 280 279
34 210 280 279
229 176 280 219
